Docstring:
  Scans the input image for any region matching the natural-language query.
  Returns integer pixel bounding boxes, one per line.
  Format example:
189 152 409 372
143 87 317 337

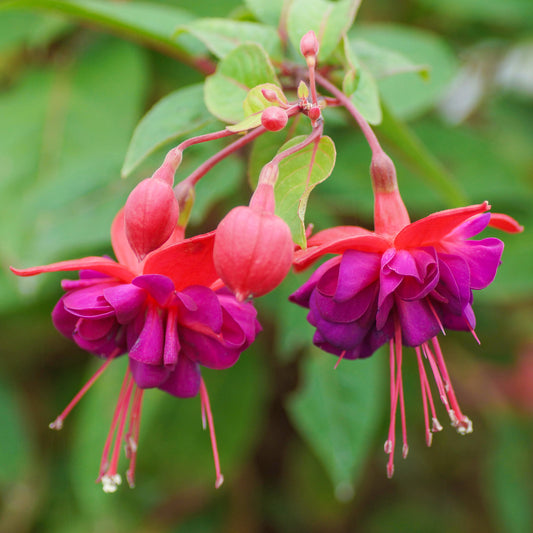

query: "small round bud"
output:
124 178 179 260
261 106 288 132
261 88 279 103
300 31 319 60
214 184 293 300
308 106 321 122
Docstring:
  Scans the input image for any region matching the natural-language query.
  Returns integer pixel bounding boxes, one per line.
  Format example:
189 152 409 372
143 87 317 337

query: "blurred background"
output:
0 0 532 532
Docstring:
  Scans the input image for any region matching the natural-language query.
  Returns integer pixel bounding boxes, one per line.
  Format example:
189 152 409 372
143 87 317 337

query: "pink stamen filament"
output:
334 350 347 370
415 347 431 446
97 368 133 482
430 338 472 434
385 336 397 478
105 376 134 481
49 352 118 430
125 387 144 489
427 300 446 336
199 378 224 489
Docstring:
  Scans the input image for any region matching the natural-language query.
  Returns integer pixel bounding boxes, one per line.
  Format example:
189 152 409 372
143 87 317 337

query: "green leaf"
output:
1 0 203 61
484 415 533 533
288 347 386 497
204 43 279 123
122 84 215 178
2 37 147 312
344 65 382 125
175 18 282 60
274 135 336 247
351 38 430 80
0 10 71 52
287 0 362 62
244 0 284 26
351 24 457 120
415 0 533 25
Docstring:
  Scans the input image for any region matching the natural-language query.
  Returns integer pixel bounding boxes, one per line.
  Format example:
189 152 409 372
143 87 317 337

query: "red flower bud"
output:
124 178 179 260
300 31 319 60
213 184 293 300
261 106 288 132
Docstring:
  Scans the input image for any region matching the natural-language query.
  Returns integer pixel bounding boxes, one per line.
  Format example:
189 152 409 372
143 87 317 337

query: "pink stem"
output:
183 126 267 187
199 378 224 488
314 71 383 156
270 121 323 169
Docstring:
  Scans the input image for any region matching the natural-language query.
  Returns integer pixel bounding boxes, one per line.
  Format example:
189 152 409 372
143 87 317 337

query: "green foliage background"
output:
0 1 532 532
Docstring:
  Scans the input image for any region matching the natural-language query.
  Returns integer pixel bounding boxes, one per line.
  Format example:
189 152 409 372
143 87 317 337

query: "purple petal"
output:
334 250 381 302
180 330 241 369
103 283 147 324
52 297 77 339
457 238 504 290
314 282 379 324
76 316 115 341
129 304 163 365
435 253 470 314
180 285 223 334
164 307 180 367
159 355 201 398
450 212 490 239
289 257 340 307
63 284 115 318
129 358 171 389
132 274 175 306
396 297 441 347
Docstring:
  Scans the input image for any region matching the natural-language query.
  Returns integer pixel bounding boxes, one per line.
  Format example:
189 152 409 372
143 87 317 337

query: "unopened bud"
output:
308 106 321 122
261 88 279 103
300 31 319 61
213 184 293 300
124 178 179 260
261 106 288 132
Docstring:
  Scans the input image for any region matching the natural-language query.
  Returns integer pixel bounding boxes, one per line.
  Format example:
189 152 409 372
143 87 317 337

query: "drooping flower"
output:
290 150 523 476
12 208 261 492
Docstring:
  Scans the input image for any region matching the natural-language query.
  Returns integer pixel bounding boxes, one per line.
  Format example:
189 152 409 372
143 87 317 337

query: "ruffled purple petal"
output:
129 304 163 365
103 283 147 324
289 257 340 307
158 355 201 398
129 358 171 389
132 274 175 306
396 297 441 347
335 250 381 302
454 238 504 290
180 285 223 334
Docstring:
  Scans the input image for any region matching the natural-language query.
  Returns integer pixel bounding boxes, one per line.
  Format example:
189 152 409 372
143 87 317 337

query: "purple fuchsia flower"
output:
290 151 523 477
12 208 261 492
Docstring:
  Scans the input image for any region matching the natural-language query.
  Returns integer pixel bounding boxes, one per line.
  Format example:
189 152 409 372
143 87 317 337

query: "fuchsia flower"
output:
290 151 523 476
12 208 261 491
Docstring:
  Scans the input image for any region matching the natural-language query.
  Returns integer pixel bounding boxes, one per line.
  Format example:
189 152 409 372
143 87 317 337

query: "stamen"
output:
427 300 446 336
431 338 473 435
101 374 134 492
415 347 432 447
396 337 408 459
334 350 346 369
125 387 144 489
467 323 481 345
96 368 133 482
199 378 224 489
49 351 118 430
